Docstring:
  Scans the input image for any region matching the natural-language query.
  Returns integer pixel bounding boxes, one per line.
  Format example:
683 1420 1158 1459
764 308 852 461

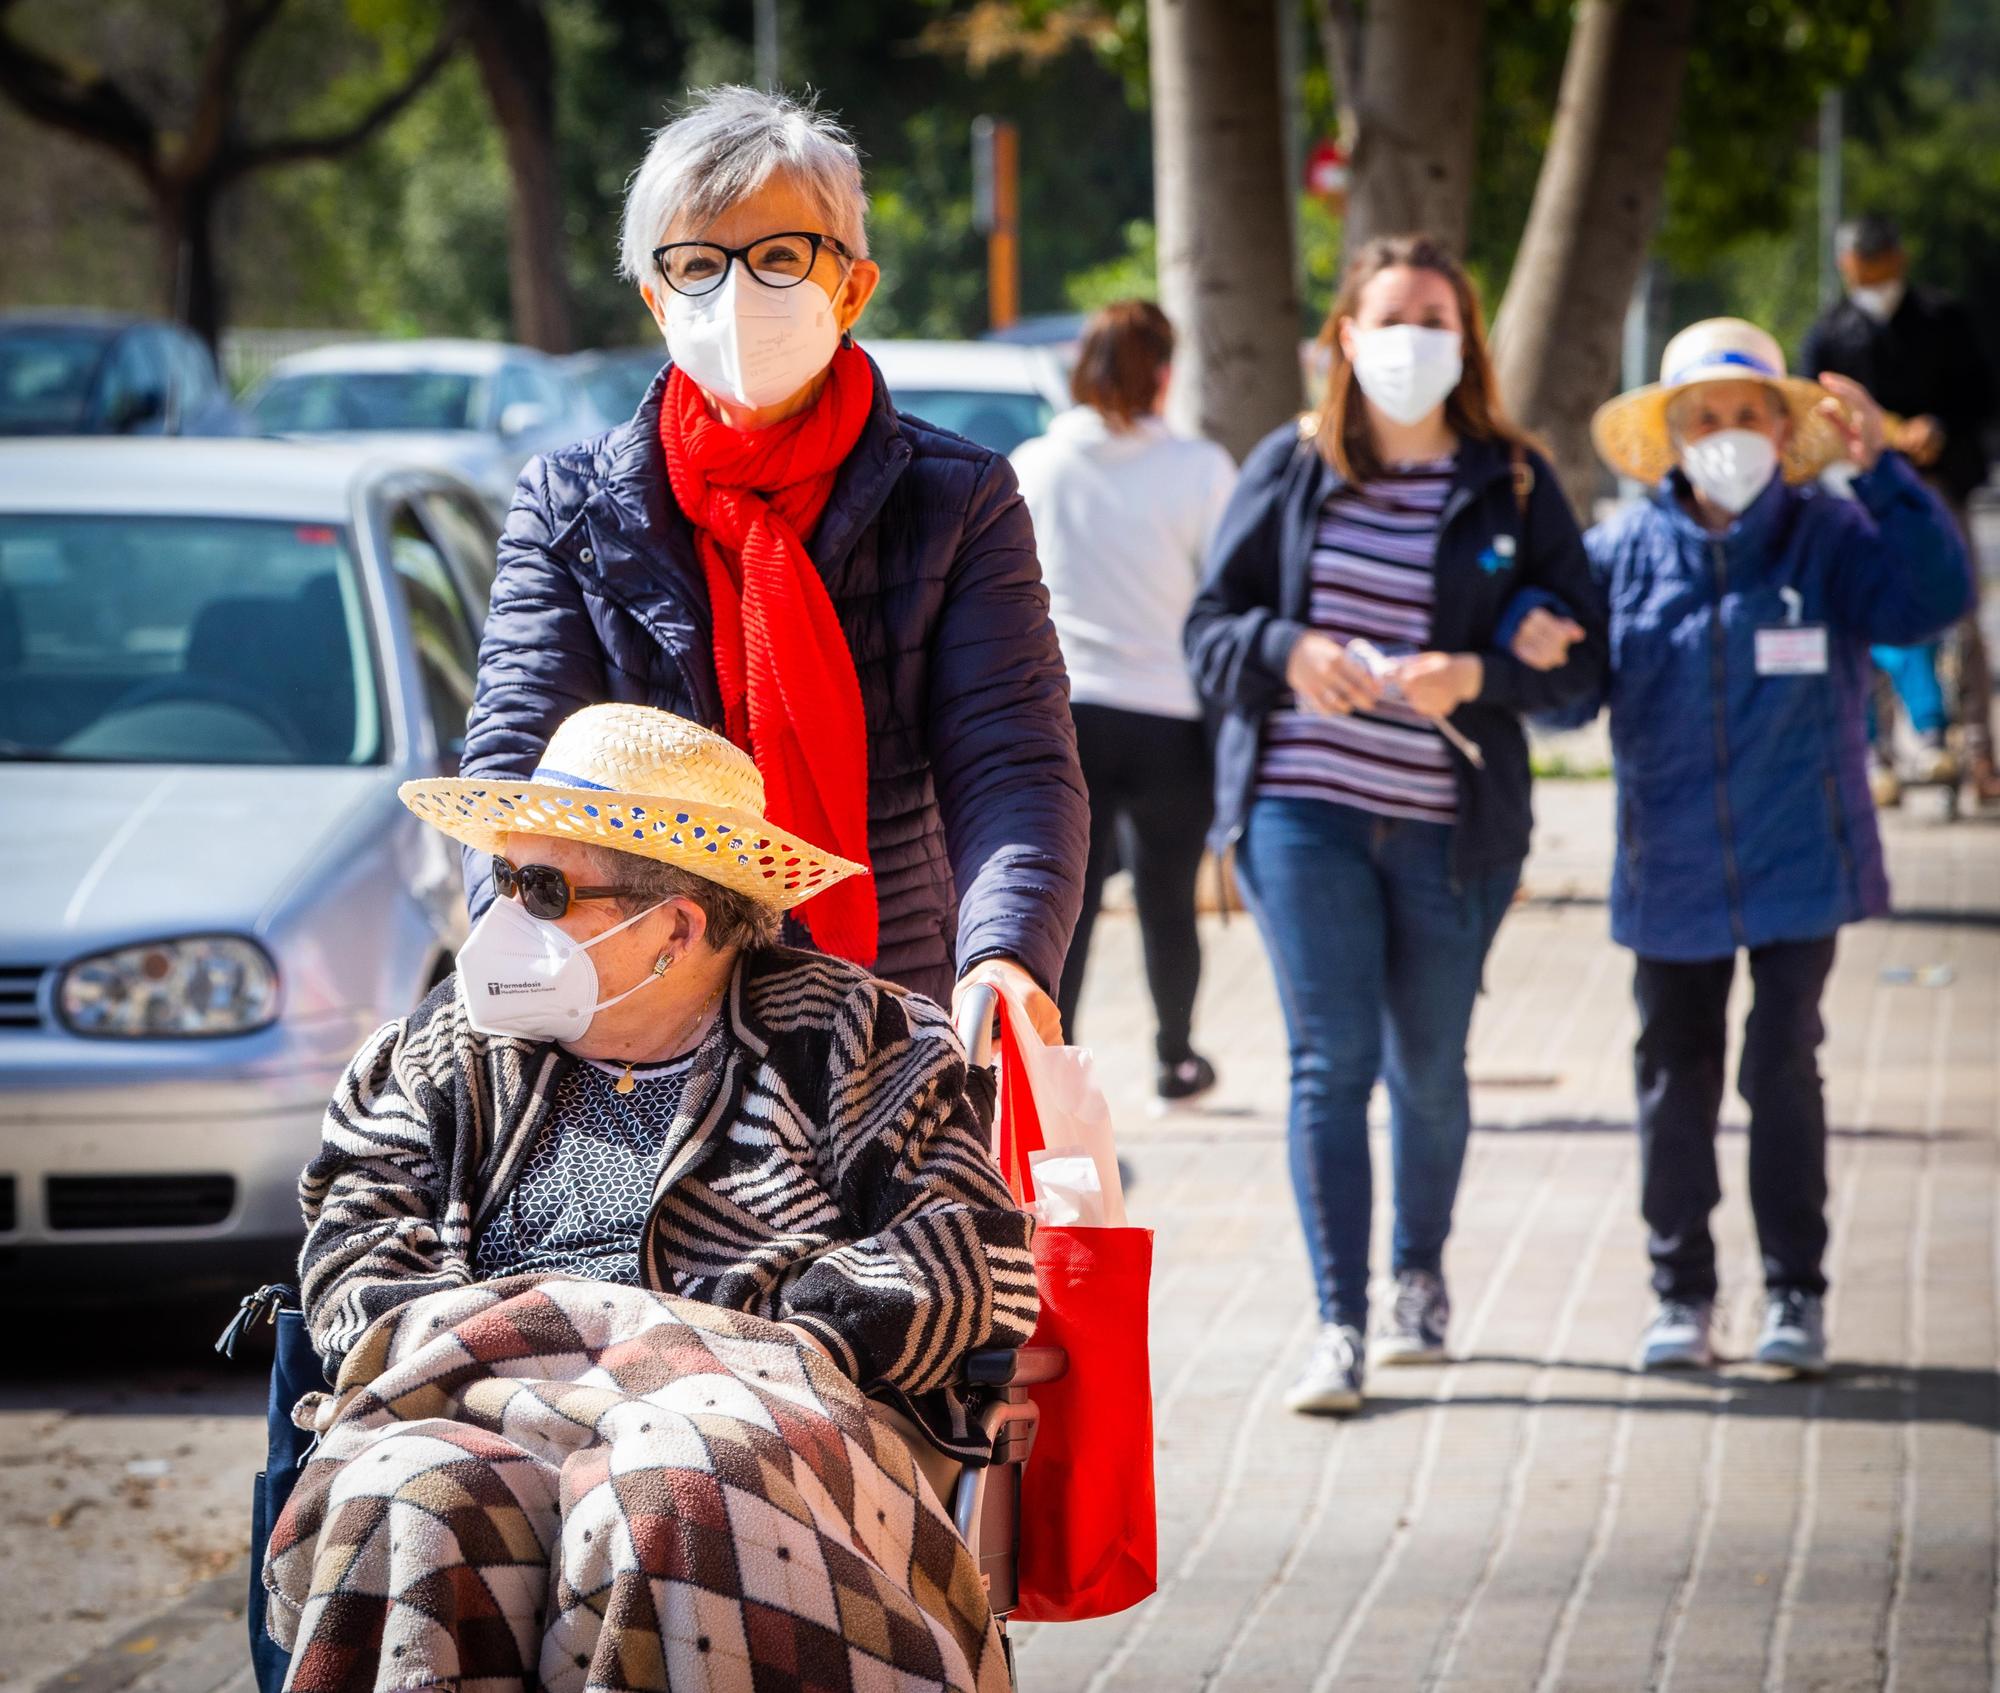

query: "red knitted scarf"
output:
658 342 877 963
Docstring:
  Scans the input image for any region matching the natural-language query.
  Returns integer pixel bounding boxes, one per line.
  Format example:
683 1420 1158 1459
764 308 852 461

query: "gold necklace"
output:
613 973 730 1095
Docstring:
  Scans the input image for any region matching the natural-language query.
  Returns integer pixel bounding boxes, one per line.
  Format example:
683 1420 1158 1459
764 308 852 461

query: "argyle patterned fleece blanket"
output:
263 1278 1010 1693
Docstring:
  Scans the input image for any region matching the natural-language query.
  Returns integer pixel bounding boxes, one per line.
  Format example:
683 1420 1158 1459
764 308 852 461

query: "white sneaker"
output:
1754 1290 1827 1376
1374 1269 1449 1365
1639 1299 1716 1370
1284 1322 1365 1415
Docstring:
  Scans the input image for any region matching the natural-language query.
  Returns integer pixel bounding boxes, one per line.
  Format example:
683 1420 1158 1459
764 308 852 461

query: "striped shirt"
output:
1255 456 1460 825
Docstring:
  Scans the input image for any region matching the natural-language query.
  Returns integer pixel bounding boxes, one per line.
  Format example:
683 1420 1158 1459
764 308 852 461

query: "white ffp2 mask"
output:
1848 281 1905 323
1347 325 1465 426
1679 428 1780 516
662 266 842 411
456 893 672 1043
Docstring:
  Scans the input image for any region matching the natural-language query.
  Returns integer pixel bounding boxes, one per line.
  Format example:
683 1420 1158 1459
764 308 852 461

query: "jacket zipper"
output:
1824 772 1856 893
1707 540 1748 946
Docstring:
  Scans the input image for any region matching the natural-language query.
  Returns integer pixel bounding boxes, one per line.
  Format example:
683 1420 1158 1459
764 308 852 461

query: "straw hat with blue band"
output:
398 702 868 911
1591 316 1847 487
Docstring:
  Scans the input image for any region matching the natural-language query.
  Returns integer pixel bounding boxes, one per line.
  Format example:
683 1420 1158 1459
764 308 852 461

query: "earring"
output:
841 328 855 349
653 951 675 977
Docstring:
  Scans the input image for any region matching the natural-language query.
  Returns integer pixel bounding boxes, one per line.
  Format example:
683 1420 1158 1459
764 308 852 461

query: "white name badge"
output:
1755 624 1829 676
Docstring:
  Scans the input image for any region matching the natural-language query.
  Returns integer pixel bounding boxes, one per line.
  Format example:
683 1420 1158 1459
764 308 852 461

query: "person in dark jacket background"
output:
1185 234 1606 1417
1800 212 1997 802
1577 316 1971 1379
461 86 1085 1035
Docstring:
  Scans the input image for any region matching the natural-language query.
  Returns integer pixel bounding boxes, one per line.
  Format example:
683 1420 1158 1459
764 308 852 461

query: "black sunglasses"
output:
650 230 853 298
493 857 643 922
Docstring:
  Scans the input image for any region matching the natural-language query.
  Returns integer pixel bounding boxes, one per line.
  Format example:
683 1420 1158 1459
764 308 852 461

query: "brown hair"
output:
1070 299 1175 428
1311 233 1536 481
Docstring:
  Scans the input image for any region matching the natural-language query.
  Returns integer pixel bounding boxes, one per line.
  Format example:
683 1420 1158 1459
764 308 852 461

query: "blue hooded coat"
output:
1562 453 1970 961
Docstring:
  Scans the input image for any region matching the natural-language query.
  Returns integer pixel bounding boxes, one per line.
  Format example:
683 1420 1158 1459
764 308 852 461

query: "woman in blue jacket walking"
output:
1186 235 1606 1414
1562 317 1971 1375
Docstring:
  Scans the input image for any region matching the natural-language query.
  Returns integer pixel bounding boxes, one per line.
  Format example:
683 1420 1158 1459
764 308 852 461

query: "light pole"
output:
1818 87 1844 308
754 0 779 91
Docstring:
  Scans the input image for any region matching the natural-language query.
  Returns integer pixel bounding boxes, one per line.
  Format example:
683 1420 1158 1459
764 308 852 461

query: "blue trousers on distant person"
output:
1871 640 1948 735
1235 796 1520 1330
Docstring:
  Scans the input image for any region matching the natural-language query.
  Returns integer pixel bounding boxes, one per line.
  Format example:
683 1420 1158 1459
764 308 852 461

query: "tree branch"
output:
227 9 465 175
183 0 291 178
0 15 159 183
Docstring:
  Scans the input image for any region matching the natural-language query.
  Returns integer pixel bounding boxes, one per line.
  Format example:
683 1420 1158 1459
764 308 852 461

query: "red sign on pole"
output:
1305 139 1349 207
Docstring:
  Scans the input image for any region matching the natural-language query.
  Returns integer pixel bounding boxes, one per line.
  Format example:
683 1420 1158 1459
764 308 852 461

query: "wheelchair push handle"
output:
955 979 1000 1070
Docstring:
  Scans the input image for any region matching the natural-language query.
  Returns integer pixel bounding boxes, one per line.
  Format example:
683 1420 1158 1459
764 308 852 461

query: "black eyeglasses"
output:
651 231 853 298
493 857 642 922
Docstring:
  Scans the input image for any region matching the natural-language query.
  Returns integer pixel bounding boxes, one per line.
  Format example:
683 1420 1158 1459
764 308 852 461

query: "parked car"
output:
562 338 1071 457
0 310 243 438
0 438 499 1301
246 338 588 521
565 345 664 433
868 339 1069 454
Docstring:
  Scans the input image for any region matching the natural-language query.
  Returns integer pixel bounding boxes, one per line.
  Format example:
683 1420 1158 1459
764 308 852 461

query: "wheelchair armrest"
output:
959 1344 1068 1388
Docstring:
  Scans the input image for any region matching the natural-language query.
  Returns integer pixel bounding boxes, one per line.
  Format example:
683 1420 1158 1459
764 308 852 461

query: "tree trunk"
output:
1491 0 1696 516
161 176 225 352
1339 0 1485 260
1148 0 1301 460
465 0 573 353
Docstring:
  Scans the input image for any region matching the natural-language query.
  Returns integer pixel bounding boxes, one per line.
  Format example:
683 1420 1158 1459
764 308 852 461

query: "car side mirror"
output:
111 388 166 433
498 401 551 439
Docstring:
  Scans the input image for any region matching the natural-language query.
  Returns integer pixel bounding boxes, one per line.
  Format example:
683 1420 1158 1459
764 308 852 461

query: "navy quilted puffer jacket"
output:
460 357 1088 1005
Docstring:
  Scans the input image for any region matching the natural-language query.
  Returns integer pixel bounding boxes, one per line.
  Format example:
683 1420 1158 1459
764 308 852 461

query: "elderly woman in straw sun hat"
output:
461 83 1084 1045
265 701 1035 1692
1535 316 1970 1383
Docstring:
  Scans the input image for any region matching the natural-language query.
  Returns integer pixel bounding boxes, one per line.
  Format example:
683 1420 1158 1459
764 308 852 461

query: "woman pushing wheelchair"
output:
264 702 1036 1693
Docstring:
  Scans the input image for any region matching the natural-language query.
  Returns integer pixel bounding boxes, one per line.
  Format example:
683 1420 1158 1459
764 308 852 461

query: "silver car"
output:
0 439 497 1300
246 338 589 521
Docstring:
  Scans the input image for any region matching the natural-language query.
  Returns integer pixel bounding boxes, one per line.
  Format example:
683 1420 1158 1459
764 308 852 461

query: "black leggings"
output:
1058 703 1213 1062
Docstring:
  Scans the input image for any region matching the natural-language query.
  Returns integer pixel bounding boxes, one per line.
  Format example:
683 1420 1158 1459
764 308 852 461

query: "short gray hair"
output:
618 85 870 288
585 845 782 953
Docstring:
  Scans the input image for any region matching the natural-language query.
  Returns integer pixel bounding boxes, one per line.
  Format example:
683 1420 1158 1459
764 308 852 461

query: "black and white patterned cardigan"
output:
298 946 1039 1459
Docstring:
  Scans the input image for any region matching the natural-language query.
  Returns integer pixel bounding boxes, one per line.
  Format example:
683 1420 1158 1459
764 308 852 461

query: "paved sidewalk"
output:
1017 782 2000 1692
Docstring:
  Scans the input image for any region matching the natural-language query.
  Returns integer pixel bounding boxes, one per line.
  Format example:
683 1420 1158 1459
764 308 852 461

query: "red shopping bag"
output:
996 1011 1157 1622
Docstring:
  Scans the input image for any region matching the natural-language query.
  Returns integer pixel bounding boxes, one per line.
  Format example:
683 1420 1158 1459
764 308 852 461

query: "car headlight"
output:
58 936 280 1038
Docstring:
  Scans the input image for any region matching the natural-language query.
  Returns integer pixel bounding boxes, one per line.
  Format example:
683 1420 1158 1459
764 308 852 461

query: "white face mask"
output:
1679 428 1780 516
456 892 672 1043
1347 324 1465 426
661 265 843 411
1849 280 1905 323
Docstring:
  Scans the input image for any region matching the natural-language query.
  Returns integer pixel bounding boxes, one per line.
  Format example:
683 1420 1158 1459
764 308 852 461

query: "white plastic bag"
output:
991 977 1128 1227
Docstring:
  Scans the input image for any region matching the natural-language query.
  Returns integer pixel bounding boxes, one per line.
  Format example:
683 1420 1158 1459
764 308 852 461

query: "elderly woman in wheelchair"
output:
261 703 1039 1693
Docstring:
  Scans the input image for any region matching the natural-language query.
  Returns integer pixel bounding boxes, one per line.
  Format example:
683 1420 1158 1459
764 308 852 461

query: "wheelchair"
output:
218 980 1062 1691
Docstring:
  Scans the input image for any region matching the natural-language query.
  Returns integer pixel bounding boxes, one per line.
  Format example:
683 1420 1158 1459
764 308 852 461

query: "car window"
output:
885 387 1053 455
97 332 169 433
167 331 220 413
0 329 107 433
573 354 660 426
495 362 567 431
251 371 481 432
0 514 381 765
414 489 497 616
387 502 479 752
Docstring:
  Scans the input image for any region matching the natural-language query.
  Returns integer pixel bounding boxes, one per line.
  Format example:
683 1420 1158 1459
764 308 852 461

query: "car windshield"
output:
887 387 1053 455
0 514 381 765
251 370 483 433
574 356 660 426
0 329 107 434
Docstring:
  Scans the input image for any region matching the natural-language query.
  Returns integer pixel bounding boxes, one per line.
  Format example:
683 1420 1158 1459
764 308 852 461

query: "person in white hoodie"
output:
1012 300 1237 1103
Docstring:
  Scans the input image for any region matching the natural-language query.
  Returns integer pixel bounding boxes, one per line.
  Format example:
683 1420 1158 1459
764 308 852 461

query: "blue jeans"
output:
1871 642 1948 735
1236 797 1521 1328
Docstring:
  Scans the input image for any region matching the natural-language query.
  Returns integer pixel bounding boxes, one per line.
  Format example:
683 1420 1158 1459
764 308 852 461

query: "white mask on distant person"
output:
1848 280 1906 323
1679 428 1780 516
661 264 842 411
456 892 671 1043
1347 325 1465 426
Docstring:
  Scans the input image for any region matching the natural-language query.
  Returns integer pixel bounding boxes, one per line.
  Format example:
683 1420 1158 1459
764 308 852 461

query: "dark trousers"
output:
1058 703 1212 1062
1632 936 1838 1304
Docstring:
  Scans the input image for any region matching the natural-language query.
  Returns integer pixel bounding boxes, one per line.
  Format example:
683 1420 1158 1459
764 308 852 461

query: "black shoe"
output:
1154 1052 1217 1108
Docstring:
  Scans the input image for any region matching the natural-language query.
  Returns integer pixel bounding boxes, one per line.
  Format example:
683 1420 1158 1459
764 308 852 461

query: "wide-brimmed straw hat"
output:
399 703 866 910
1592 317 1846 486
